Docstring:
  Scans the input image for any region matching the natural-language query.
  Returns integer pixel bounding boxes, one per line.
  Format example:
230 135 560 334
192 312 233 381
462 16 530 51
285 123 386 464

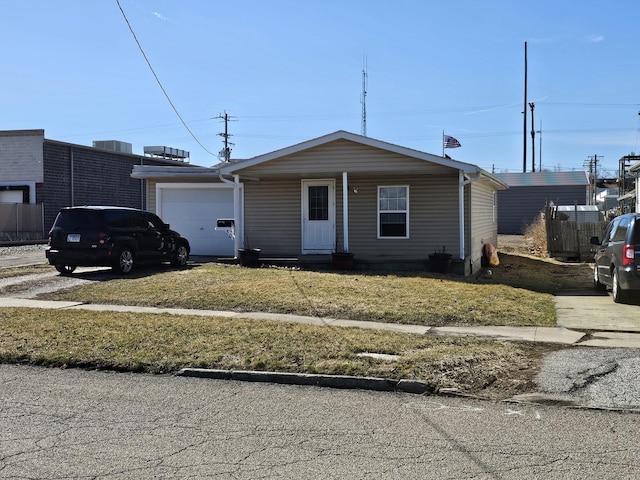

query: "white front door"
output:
302 179 335 254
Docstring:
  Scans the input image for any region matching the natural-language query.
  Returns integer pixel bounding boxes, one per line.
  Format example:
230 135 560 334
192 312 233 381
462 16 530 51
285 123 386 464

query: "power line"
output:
115 0 216 156
538 102 640 108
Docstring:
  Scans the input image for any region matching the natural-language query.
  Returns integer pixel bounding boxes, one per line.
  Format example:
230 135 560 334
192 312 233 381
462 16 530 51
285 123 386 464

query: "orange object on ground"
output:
483 243 500 267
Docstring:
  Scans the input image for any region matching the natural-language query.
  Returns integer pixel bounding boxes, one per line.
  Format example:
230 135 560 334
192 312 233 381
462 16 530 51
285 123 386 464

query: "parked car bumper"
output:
618 266 640 291
46 247 114 267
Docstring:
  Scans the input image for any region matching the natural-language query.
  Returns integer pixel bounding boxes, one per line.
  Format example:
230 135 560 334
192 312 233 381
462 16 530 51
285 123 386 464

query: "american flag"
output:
443 135 461 149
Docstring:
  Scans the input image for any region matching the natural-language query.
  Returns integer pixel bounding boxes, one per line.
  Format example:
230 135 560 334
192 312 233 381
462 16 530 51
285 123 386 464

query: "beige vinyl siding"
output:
242 178 302 255
243 173 462 261
343 174 460 261
470 181 498 271
238 140 453 177
238 139 465 260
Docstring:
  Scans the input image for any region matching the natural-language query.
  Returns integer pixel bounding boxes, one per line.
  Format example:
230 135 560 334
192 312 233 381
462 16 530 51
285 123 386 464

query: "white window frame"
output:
377 185 409 239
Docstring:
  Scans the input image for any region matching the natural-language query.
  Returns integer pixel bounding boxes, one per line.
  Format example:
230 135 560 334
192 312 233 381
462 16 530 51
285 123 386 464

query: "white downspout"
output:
342 172 349 252
219 173 241 257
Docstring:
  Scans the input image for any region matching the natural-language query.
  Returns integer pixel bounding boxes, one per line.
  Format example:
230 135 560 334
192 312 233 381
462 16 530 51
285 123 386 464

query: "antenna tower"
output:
361 57 368 136
216 111 236 162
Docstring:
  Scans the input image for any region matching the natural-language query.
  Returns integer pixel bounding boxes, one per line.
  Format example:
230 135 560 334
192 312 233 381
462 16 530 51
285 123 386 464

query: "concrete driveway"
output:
554 291 640 332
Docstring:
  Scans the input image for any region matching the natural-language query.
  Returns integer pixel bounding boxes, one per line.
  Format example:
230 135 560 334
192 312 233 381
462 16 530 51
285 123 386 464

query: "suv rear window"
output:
612 217 629 242
54 210 103 230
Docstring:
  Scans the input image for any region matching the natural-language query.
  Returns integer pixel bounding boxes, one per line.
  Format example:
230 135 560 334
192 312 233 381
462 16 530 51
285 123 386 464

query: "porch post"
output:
233 174 241 256
342 171 349 252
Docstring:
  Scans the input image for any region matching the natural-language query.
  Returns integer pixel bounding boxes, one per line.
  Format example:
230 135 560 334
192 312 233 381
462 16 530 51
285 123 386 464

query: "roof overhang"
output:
218 130 507 189
131 164 221 180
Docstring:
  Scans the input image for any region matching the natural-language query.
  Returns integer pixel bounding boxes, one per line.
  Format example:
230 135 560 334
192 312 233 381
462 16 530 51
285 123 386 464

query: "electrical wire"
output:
537 102 640 108
115 0 216 156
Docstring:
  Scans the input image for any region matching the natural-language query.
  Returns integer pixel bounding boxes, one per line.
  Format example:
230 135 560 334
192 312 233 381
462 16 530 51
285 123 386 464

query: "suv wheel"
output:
612 268 628 304
593 265 606 292
171 244 189 268
55 265 77 275
113 247 134 274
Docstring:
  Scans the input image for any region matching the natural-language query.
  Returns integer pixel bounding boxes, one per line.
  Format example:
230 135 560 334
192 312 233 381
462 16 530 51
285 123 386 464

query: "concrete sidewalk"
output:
2 295 640 349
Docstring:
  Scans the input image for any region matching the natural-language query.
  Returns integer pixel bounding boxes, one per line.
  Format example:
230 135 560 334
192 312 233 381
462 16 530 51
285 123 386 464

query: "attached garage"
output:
156 183 235 256
131 165 241 257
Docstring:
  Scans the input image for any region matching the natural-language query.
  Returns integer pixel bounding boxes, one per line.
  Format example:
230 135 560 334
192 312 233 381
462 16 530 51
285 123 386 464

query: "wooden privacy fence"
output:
545 217 607 261
0 203 44 242
544 205 607 262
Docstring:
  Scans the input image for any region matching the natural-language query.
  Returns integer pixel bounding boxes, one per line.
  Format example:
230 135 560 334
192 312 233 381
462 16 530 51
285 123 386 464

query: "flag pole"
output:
442 130 445 157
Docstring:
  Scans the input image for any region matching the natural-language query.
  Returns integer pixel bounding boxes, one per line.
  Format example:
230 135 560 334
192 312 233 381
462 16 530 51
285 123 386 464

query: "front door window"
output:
308 185 329 221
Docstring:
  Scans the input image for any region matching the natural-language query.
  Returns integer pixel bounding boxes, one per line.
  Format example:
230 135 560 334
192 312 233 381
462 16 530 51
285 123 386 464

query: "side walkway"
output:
1 295 639 348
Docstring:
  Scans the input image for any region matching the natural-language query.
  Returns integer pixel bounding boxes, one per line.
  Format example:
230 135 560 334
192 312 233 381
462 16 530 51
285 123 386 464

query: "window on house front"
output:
378 186 408 238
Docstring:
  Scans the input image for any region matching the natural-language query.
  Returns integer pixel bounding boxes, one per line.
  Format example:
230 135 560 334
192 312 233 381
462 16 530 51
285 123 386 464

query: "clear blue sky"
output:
3 0 640 175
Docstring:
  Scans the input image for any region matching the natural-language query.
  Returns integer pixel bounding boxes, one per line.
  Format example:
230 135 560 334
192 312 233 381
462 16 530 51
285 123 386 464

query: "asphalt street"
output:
2 364 640 479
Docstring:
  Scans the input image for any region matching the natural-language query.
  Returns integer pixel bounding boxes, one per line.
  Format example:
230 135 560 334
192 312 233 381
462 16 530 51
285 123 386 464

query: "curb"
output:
176 368 640 412
176 368 437 395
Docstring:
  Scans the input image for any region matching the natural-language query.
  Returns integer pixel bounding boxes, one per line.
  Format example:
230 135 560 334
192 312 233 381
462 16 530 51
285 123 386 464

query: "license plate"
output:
66 234 81 243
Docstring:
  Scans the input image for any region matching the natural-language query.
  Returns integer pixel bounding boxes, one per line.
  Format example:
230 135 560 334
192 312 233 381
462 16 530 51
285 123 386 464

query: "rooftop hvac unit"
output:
92 140 133 154
143 146 190 162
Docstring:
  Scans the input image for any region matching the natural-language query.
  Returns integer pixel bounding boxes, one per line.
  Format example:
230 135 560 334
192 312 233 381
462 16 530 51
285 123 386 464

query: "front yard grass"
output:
0 307 559 399
0 250 591 399
41 253 593 327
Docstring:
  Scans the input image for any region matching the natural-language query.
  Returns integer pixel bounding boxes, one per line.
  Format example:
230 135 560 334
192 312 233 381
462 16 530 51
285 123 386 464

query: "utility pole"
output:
584 154 603 205
216 111 235 162
529 102 535 172
523 42 527 173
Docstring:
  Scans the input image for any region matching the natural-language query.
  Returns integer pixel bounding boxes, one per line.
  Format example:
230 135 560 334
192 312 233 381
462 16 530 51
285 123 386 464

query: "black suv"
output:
591 213 640 303
46 206 190 275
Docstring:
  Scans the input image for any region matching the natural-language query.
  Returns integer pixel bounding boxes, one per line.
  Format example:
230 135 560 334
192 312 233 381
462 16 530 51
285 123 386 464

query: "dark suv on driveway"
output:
591 213 640 303
46 206 190 275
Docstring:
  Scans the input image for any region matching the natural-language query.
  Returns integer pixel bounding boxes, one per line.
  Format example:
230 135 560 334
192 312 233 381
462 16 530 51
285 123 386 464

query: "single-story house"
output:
133 131 507 275
494 171 590 234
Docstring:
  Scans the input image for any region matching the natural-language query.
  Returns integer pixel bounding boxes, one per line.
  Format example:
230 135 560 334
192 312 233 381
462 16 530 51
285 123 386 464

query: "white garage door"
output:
157 184 235 256
0 191 23 203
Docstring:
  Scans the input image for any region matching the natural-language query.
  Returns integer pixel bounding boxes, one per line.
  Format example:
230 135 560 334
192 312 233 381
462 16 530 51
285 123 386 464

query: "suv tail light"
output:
622 244 635 266
98 232 107 245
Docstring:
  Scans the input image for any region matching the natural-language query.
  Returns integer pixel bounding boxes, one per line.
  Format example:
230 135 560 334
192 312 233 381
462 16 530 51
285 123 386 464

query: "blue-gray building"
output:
495 171 589 234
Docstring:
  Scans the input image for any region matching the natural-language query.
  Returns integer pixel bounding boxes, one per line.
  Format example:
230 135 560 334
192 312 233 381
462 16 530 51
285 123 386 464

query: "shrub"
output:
523 213 547 257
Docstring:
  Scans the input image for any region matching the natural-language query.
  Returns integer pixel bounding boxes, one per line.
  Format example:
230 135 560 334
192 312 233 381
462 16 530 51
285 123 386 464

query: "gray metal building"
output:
0 129 191 240
495 171 589 234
